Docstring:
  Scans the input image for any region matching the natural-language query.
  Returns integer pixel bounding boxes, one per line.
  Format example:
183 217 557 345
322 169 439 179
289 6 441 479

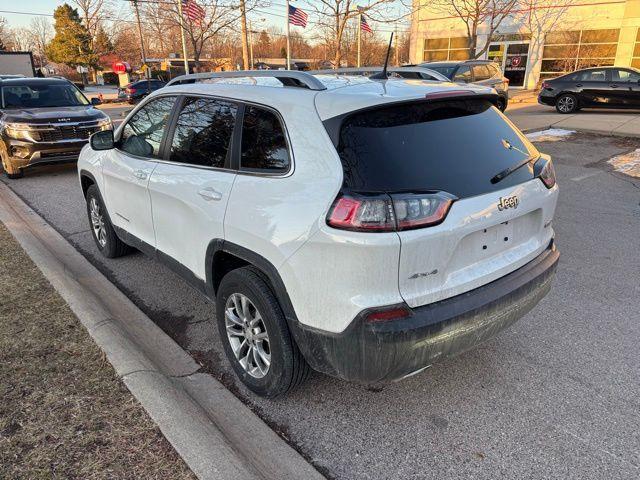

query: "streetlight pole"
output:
132 0 149 80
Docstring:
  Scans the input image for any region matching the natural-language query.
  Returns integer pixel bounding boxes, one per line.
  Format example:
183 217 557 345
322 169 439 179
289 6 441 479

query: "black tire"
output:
85 185 130 258
1 152 23 179
216 266 310 397
555 93 579 114
496 96 508 112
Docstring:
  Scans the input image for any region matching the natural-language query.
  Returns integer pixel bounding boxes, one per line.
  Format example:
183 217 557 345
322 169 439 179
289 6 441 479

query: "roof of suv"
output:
158 74 495 121
420 60 495 67
0 77 74 87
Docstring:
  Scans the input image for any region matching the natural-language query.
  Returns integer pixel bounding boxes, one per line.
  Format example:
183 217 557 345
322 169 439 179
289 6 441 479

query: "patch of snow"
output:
608 149 640 178
526 129 576 142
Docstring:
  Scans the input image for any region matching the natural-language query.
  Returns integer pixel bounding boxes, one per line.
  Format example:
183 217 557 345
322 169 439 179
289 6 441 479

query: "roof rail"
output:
310 66 449 82
166 70 327 90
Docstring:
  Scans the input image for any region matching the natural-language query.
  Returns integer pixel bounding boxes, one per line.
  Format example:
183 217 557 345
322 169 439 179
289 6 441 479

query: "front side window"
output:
1 83 89 109
240 106 290 173
170 97 238 168
119 96 176 158
611 69 640 82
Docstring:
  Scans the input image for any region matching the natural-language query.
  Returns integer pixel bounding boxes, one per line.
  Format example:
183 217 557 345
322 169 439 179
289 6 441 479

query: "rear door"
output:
334 99 558 308
103 95 177 247
147 95 238 279
576 69 610 105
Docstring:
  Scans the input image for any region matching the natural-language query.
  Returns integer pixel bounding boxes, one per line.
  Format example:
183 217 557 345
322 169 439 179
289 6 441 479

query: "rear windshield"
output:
334 99 538 198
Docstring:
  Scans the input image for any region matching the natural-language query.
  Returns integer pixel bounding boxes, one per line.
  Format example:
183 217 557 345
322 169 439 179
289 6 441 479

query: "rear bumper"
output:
538 92 556 106
290 241 559 383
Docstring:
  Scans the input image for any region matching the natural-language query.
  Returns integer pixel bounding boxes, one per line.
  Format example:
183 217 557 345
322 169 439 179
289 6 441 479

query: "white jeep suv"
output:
78 71 559 397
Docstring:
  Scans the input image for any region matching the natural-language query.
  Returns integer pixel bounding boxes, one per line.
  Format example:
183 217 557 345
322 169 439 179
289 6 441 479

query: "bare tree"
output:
430 0 518 59
308 0 400 67
22 18 53 67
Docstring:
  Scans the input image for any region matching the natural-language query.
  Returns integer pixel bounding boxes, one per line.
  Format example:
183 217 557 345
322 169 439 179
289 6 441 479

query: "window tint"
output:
577 69 608 82
611 69 640 82
334 99 539 199
453 65 472 83
472 65 491 81
119 96 175 158
240 106 290 173
170 97 237 168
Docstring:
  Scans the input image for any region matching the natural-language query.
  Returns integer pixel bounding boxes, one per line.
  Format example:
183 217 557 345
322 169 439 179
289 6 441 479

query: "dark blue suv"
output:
119 79 166 104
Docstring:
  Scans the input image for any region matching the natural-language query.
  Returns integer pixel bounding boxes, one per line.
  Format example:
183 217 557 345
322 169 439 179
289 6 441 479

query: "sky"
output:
1 0 410 38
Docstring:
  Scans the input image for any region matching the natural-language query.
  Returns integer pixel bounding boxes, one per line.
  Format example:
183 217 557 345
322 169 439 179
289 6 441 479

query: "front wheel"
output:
496 96 508 112
1 152 23 179
216 266 310 397
85 185 130 258
555 93 579 114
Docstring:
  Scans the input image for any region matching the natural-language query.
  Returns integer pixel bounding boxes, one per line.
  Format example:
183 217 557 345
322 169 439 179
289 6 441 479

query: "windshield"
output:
1 84 90 109
423 65 457 79
334 99 539 198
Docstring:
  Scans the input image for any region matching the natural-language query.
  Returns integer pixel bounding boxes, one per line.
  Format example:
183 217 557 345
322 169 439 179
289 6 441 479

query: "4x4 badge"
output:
497 195 519 211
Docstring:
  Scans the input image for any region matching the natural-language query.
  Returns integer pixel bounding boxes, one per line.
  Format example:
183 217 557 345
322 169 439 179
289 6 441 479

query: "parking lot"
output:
2 125 639 479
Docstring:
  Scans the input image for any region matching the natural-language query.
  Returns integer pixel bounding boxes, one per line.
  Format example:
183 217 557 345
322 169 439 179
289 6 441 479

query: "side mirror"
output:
91 97 102 106
90 129 114 150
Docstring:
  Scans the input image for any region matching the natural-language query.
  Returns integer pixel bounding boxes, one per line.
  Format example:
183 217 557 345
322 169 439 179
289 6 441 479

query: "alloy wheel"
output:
558 96 575 113
89 197 107 248
225 293 271 378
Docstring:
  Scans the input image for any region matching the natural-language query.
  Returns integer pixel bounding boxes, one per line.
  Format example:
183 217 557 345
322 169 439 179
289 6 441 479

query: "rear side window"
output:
240 106 290 173
119 96 176 158
334 99 539 199
453 66 472 83
170 97 237 168
472 65 491 81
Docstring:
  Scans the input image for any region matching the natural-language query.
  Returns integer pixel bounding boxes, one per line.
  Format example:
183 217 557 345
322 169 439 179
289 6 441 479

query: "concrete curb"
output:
521 124 640 139
0 182 324 480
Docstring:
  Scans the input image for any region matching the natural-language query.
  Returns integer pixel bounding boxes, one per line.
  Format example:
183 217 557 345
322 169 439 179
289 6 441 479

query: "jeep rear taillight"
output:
535 157 556 189
126 87 136 94
327 192 456 232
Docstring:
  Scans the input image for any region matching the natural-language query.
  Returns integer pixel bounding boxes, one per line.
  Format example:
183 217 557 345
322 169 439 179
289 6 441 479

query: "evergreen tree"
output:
93 24 113 56
46 4 95 67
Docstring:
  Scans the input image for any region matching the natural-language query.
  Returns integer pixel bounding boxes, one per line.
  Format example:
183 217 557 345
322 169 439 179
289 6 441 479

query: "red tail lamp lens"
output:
366 306 411 322
327 192 455 232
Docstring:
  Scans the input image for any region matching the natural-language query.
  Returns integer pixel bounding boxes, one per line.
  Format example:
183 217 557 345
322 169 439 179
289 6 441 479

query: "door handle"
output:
576 84 583 87
198 188 223 201
610 84 619 88
133 169 148 180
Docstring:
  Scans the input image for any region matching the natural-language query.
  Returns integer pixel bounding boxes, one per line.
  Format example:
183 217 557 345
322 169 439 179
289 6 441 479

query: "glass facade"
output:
423 37 471 61
540 29 620 78
633 28 640 69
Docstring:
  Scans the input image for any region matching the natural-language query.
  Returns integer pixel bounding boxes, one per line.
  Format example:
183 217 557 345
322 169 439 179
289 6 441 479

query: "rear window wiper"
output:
490 139 537 184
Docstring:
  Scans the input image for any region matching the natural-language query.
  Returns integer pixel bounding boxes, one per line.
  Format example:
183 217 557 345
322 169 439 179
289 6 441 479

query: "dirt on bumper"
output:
290 242 559 383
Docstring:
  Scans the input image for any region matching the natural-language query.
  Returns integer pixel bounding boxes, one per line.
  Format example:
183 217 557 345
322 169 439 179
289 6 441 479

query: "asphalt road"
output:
3 128 639 479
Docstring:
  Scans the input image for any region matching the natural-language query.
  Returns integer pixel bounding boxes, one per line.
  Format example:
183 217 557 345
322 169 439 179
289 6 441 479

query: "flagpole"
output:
285 0 291 70
357 10 362 68
176 0 190 74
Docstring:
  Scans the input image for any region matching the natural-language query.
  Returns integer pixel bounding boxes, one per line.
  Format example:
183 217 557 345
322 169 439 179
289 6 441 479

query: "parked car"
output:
417 59 510 111
0 77 111 179
538 67 640 113
119 79 166 104
311 66 450 82
78 70 559 397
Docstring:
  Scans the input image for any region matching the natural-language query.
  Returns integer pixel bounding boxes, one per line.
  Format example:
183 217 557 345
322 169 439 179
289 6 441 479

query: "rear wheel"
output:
85 185 130 258
216 266 310 397
555 93 579 114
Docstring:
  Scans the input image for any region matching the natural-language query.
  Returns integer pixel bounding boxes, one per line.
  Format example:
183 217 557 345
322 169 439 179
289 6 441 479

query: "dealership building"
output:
409 0 640 89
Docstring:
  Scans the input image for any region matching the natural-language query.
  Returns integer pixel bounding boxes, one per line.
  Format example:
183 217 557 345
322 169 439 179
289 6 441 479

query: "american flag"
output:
360 14 373 34
182 0 206 24
288 5 308 28
357 6 373 35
